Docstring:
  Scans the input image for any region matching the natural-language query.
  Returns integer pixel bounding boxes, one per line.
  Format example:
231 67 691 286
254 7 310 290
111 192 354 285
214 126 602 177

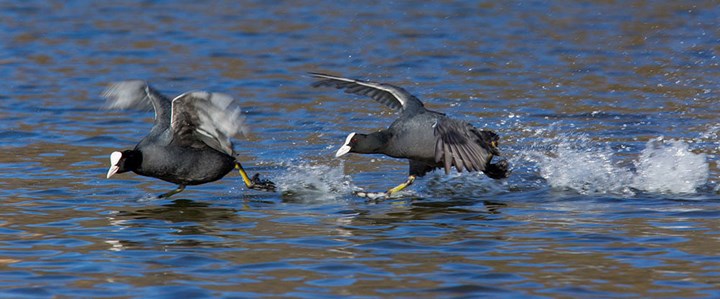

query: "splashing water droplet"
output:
516 129 709 196
275 161 357 202
632 138 708 193
522 135 635 195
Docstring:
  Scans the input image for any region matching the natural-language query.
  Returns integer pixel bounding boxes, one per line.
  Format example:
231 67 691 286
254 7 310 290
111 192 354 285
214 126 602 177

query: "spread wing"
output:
170 91 247 156
309 72 424 112
433 117 499 174
102 80 172 125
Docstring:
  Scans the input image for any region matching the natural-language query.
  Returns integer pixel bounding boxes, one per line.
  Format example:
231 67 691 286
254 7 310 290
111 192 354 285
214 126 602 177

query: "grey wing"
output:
309 72 424 112
102 80 172 124
170 91 247 156
433 117 498 174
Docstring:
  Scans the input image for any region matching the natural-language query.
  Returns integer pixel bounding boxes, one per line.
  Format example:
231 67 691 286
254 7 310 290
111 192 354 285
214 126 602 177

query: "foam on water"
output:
276 160 357 202
519 134 709 196
633 138 709 194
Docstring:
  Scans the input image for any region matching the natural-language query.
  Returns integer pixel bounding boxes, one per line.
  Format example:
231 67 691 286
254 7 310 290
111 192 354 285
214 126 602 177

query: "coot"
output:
103 80 275 198
310 73 509 198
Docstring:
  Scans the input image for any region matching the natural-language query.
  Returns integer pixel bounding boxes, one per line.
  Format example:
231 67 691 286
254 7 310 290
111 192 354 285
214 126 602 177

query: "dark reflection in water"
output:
0 0 719 298
117 199 238 223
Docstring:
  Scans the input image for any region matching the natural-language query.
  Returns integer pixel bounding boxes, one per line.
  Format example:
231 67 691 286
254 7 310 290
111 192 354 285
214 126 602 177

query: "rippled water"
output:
1 1 719 298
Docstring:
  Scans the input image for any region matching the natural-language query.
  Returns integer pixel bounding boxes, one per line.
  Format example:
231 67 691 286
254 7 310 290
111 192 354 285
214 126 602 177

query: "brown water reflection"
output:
85 197 720 297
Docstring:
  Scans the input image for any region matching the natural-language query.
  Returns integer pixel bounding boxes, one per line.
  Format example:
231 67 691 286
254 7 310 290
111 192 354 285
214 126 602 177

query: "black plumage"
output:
310 72 509 197
103 80 274 197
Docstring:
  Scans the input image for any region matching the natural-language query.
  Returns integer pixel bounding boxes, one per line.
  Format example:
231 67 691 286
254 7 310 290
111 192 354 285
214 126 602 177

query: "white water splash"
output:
633 138 708 193
521 135 708 195
698 124 720 141
276 161 357 201
523 135 635 195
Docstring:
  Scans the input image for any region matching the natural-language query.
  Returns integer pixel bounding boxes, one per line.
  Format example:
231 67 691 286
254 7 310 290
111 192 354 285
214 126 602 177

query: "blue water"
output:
1 1 719 298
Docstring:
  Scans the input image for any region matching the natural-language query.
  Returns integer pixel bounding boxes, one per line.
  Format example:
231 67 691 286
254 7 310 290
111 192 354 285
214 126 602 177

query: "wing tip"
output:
101 80 152 110
308 72 337 79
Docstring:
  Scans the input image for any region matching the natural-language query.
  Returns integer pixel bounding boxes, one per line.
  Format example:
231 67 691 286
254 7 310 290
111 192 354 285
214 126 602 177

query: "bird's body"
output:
132 136 236 186
310 73 509 198
103 81 274 197
385 112 436 160
363 110 441 162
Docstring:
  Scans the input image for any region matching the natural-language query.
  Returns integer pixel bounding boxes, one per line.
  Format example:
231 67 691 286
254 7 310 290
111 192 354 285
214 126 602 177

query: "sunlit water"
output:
1 1 719 298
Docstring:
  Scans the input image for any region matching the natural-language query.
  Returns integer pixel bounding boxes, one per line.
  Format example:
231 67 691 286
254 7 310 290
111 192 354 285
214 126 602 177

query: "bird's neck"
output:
366 131 392 154
123 149 144 172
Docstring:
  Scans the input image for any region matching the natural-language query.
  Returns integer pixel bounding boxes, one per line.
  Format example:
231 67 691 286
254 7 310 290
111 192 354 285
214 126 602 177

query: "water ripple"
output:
0 1 719 298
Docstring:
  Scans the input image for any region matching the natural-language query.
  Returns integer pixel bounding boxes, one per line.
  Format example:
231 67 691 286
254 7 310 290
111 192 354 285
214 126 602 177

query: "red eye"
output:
351 137 357 143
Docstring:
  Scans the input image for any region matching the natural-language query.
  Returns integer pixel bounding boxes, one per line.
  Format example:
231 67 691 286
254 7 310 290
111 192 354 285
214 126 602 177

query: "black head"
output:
335 132 388 157
106 150 142 178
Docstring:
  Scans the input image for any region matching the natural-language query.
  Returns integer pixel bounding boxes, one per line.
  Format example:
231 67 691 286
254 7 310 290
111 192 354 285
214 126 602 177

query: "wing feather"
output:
102 80 172 124
443 143 453 174
170 91 247 156
434 117 498 175
309 72 424 112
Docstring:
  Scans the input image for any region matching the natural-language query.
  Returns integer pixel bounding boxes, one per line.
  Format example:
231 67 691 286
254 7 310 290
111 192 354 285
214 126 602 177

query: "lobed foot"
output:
354 190 390 201
249 173 276 192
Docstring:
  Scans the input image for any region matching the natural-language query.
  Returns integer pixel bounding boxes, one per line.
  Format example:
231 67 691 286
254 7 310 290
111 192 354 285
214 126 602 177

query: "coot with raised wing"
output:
103 80 275 198
310 73 509 198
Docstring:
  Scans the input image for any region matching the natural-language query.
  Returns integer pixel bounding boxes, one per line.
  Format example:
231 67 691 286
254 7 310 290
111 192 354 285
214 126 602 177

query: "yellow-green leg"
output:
386 175 416 197
235 162 255 188
159 185 186 198
355 175 416 200
235 162 276 192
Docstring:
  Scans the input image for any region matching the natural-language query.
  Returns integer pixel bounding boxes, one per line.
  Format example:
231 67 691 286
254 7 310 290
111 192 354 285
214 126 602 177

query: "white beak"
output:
106 165 119 179
107 151 122 179
335 133 355 158
335 144 351 157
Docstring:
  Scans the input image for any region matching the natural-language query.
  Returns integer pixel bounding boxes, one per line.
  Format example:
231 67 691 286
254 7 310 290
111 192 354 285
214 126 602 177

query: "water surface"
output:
1 1 719 298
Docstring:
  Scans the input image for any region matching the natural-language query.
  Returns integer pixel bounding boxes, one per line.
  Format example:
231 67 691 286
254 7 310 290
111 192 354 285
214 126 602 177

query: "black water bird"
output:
103 80 275 198
310 73 509 198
